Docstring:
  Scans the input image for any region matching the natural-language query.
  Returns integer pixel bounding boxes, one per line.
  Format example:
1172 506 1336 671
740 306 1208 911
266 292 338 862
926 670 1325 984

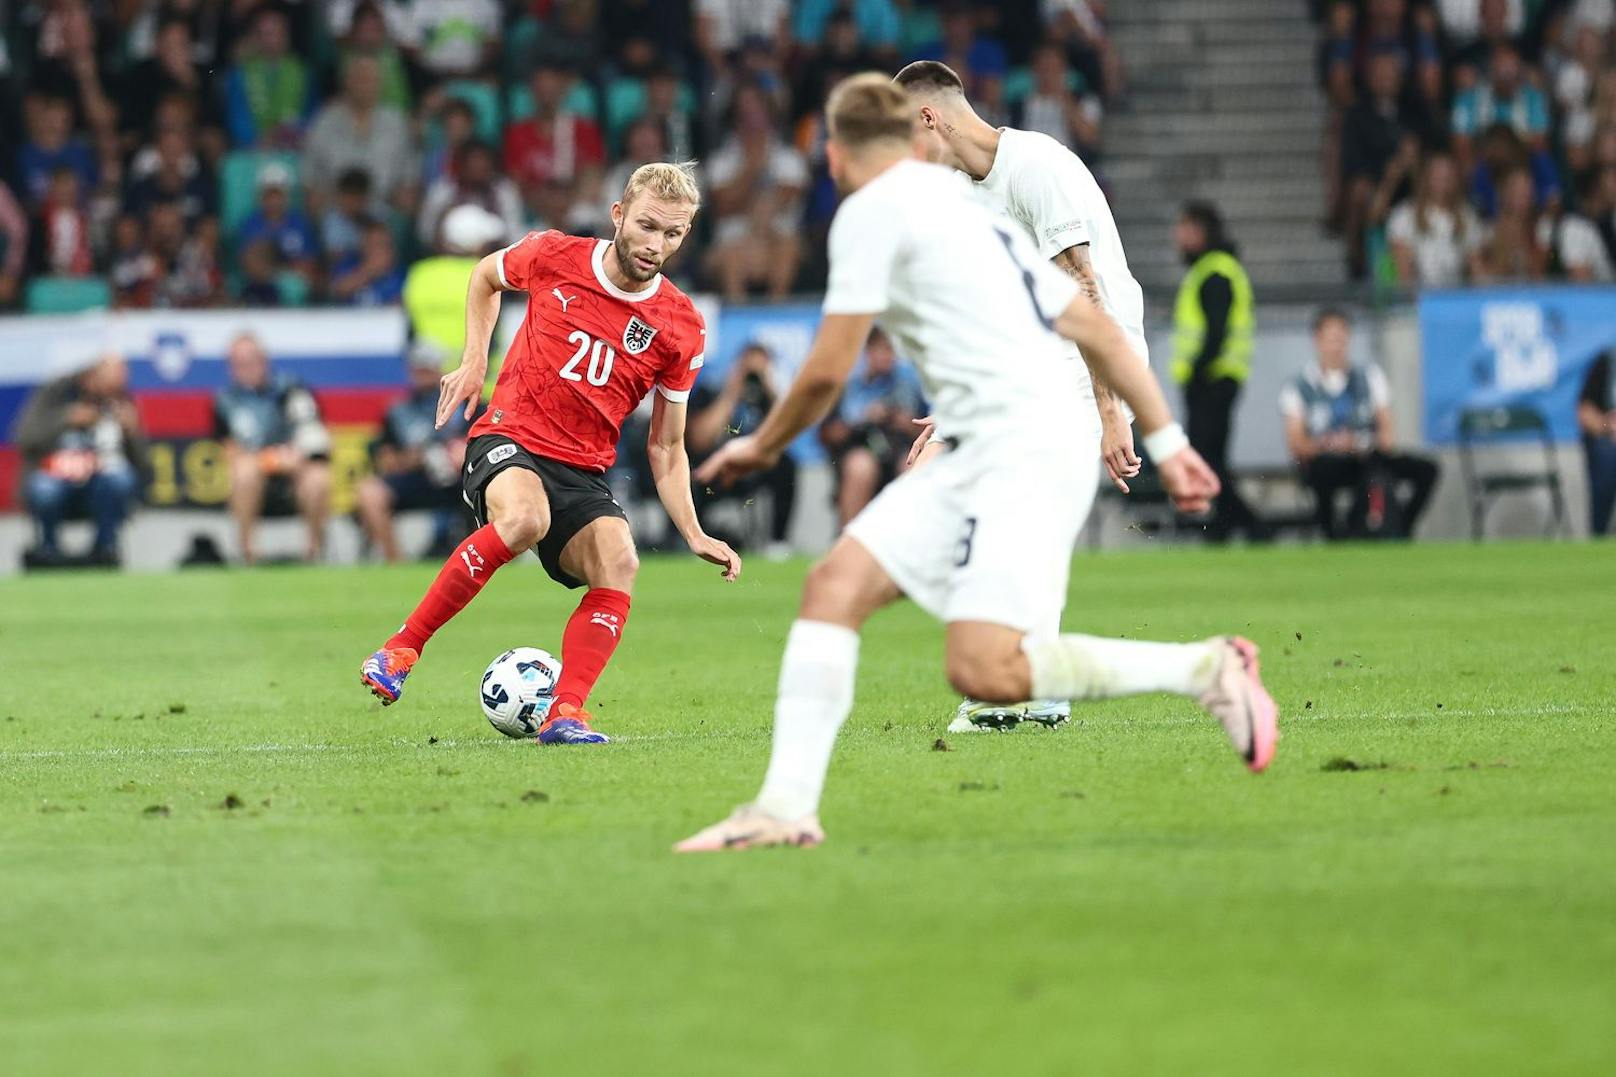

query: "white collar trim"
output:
592 239 661 302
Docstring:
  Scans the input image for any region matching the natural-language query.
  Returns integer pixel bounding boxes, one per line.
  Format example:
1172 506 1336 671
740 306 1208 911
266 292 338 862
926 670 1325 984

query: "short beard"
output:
613 230 658 281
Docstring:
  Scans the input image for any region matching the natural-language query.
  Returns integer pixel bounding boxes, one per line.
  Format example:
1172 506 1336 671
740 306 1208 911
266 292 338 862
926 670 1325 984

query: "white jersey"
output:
975 127 1148 371
823 159 1083 442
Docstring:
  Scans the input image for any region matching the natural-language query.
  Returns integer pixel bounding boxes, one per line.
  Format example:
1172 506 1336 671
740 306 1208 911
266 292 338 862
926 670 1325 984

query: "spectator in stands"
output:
643 64 700 161
354 342 471 562
1448 0 1525 84
1387 151 1484 286
704 82 808 301
224 6 310 148
1318 0 1359 232
503 61 606 230
236 161 316 289
793 12 883 123
161 213 225 308
1171 201 1269 542
819 328 926 528
1452 43 1551 177
0 180 28 308
417 140 524 251
686 342 797 558
108 213 161 308
303 54 418 217
27 0 116 146
119 16 218 147
597 118 666 229
215 333 332 564
1341 48 1427 277
1280 308 1439 539
1569 69 1616 186
390 0 500 81
1578 351 1616 536
1475 167 1548 279
238 240 284 307
38 167 93 277
16 92 97 207
338 1 412 113
694 0 790 71
12 353 146 567
420 98 479 188
330 219 405 306
1555 23 1606 169
916 3 1010 99
1016 41 1102 163
1042 0 1124 102
124 123 214 227
320 168 373 267
793 0 902 56
1574 164 1616 276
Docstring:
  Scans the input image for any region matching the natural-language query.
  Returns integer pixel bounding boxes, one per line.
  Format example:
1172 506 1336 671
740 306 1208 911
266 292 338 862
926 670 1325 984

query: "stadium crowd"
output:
0 0 1117 310
1315 0 1616 286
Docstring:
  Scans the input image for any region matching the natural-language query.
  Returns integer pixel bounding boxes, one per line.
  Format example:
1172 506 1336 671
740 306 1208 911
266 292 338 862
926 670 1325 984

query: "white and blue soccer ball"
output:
480 647 563 738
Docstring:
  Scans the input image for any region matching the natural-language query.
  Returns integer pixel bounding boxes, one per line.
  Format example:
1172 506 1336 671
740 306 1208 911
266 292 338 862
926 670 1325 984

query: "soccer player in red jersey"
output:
361 163 741 744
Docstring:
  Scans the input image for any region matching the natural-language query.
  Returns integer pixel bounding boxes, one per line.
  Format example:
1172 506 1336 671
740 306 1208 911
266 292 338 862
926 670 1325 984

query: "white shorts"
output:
845 422 1100 633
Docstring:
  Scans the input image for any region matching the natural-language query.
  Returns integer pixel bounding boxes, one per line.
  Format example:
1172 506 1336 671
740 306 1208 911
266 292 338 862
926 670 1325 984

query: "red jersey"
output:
469 230 706 472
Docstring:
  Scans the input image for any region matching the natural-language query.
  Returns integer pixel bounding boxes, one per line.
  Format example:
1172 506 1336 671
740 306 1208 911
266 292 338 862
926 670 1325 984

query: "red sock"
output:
551 588 631 710
385 524 514 654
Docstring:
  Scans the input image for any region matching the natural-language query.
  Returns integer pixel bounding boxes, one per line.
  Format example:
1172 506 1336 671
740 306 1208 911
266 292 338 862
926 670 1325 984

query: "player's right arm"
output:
1050 243 1141 493
435 252 506 427
1052 294 1220 514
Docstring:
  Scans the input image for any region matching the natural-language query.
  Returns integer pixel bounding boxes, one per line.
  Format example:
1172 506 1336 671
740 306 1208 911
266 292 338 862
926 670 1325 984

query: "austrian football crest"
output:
622 316 658 354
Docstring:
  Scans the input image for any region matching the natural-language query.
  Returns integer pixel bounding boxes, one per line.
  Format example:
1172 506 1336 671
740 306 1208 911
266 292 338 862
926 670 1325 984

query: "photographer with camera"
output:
687 341 797 559
819 327 927 527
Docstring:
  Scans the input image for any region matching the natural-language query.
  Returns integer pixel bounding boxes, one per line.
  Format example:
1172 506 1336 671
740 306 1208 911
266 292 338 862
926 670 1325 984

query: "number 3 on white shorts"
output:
955 516 978 568
561 330 616 386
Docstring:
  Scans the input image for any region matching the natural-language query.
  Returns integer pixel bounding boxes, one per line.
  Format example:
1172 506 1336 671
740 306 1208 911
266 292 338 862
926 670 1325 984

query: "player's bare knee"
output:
944 650 1021 704
799 557 863 623
595 543 639 590
491 502 547 552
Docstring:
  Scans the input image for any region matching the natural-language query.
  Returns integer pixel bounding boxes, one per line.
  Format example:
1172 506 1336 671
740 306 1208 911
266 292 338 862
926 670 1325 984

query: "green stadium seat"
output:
1456 406 1569 540
275 271 311 307
220 150 303 239
25 276 112 314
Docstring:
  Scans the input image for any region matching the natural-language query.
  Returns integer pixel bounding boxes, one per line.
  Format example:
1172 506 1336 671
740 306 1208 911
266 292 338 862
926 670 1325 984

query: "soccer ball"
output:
480 647 563 738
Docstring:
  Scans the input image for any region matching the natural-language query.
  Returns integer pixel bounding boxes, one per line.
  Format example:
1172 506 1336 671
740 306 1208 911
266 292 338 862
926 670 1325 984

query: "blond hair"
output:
621 160 701 210
826 72 916 149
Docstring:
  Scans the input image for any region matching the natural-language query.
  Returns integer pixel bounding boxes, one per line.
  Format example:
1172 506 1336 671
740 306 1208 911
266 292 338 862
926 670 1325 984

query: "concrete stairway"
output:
1101 0 1346 300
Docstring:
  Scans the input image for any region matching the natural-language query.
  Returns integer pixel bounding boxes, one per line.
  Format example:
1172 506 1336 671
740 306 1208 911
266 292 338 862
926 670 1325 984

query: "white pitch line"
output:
0 702 1592 762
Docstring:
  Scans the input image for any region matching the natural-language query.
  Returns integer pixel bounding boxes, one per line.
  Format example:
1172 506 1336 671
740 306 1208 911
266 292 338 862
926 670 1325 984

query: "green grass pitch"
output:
1 541 1612 1075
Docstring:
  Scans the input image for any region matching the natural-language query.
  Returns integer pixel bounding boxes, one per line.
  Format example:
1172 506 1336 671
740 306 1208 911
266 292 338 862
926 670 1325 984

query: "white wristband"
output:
1142 422 1189 462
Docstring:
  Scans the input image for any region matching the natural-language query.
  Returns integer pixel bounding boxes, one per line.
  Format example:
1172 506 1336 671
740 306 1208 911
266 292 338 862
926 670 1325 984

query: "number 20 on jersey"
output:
561 330 615 386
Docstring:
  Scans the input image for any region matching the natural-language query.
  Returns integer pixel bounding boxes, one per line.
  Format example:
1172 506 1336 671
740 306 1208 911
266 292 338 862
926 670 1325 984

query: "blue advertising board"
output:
1421 286 1616 444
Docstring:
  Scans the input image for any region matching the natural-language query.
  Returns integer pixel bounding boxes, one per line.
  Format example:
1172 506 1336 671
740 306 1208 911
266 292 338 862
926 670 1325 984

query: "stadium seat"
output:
24 276 112 314
275 271 311 307
1456 406 1568 540
220 150 303 238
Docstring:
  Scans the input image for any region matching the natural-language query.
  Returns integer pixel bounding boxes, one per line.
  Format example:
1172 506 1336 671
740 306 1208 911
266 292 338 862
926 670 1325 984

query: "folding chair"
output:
1456 405 1568 540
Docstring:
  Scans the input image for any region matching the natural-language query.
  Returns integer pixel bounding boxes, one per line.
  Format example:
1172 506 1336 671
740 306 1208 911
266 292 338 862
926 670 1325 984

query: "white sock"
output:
754 620 859 820
1021 634 1220 700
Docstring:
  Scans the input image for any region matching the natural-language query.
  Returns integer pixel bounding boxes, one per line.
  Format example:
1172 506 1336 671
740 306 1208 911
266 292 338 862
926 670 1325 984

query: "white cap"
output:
441 204 507 255
257 160 294 190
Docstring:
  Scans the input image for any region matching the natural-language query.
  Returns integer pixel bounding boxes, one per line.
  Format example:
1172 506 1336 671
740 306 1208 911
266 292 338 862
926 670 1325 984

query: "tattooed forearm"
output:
1051 244 1117 407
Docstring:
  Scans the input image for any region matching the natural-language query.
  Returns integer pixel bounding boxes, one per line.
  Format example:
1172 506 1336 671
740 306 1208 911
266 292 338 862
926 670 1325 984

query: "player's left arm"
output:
1052 294 1220 515
1050 243 1140 493
646 393 741 582
693 313 874 488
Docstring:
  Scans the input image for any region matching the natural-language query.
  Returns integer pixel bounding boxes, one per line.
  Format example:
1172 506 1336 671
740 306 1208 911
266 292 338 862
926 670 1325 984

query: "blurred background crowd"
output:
0 0 1118 310
1313 0 1616 287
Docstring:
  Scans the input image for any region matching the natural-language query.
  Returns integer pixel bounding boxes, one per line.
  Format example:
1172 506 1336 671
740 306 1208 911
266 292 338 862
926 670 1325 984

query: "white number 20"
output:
560 330 616 386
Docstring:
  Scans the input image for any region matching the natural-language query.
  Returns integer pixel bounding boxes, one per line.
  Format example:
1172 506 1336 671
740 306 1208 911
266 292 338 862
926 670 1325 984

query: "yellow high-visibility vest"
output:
403 254 504 395
1170 250 1254 385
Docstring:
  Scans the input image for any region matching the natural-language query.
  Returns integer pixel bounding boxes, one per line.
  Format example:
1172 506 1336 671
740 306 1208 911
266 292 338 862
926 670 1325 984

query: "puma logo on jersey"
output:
589 612 621 638
461 545 486 578
552 288 576 312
